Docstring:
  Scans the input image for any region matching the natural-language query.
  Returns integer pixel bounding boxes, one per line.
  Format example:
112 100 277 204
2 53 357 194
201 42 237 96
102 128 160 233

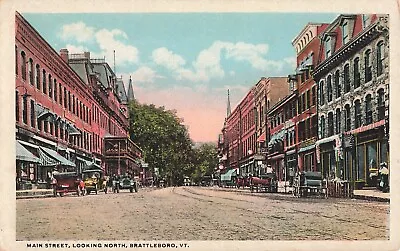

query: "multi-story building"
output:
254 77 290 175
15 12 141 189
313 14 389 187
290 23 329 173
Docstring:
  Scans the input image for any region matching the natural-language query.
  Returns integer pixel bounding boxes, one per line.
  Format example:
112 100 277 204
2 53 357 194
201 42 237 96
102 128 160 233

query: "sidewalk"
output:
353 189 390 202
16 188 54 199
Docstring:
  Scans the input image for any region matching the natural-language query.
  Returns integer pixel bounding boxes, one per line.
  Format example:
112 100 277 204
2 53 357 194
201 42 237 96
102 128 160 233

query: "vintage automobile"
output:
292 171 327 198
52 172 82 197
118 175 138 193
82 169 105 195
183 176 191 186
249 173 278 193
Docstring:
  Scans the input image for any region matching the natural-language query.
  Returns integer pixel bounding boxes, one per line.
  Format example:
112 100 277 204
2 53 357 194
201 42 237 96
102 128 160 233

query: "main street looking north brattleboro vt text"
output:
15 12 389 242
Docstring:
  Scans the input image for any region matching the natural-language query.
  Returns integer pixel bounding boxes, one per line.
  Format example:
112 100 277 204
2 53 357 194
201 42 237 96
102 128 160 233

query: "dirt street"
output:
16 186 389 240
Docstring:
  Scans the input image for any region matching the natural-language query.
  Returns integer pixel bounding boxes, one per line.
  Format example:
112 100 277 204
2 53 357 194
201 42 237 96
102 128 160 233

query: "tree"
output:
128 100 194 186
191 143 218 184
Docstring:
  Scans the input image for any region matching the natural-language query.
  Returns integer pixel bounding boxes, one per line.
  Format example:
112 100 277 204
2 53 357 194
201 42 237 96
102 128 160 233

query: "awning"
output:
298 144 315 154
36 104 56 122
220 169 237 181
38 146 76 167
77 156 101 170
16 141 40 163
344 119 385 135
66 122 81 136
268 130 286 147
316 134 339 146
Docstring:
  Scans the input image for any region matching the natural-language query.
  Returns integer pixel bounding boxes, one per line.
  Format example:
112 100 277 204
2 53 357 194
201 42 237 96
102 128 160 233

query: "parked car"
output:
52 172 82 197
118 175 138 193
82 169 105 195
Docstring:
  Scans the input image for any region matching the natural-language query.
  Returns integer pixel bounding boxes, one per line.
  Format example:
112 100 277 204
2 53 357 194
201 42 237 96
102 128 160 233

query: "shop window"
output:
42 69 47 94
15 91 19 122
357 145 365 181
355 100 362 128
377 41 384 77
345 104 351 131
29 59 34 85
327 76 333 102
353 58 360 89
30 100 35 128
364 50 372 83
36 64 40 90
21 51 26 80
377 89 385 120
367 142 378 173
335 108 341 134
335 70 342 98
327 112 334 136
380 141 388 164
365 94 373 125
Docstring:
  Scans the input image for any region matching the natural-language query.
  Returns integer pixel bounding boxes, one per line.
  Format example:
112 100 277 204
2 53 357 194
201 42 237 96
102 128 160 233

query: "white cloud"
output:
65 44 89 54
60 22 95 42
122 66 165 84
152 47 186 70
229 71 235 76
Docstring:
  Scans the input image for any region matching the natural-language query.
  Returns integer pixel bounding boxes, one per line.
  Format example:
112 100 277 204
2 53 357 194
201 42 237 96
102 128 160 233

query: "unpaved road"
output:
16 186 389 240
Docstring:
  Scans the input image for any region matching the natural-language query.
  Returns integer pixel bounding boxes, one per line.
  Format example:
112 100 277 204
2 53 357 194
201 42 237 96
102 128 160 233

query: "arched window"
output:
28 59 34 85
35 64 40 90
377 89 385 120
353 58 360 89
320 116 326 138
21 51 26 80
355 100 362 128
335 108 341 134
327 75 333 102
54 79 57 102
319 81 325 105
48 74 53 98
42 69 47 94
345 104 351 131
364 49 372 82
344 64 350 93
335 70 341 98
328 112 334 136
377 41 384 76
365 94 372 125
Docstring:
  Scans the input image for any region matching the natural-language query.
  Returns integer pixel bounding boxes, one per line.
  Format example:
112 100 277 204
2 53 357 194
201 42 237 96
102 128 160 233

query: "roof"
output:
116 78 128 103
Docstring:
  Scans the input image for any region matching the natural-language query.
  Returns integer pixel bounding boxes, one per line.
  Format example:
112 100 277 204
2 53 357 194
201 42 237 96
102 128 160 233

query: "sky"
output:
22 12 338 143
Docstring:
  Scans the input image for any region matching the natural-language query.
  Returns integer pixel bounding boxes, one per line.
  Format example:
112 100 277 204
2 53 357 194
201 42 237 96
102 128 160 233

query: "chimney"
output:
59 48 69 63
84 52 90 59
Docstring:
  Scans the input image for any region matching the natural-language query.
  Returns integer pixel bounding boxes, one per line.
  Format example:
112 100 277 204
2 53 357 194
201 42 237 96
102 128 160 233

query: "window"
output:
377 89 385 120
365 94 373 125
325 37 332 58
327 75 333 102
334 70 341 98
55 123 59 138
364 50 372 83
298 95 302 113
15 91 19 122
311 86 316 106
342 22 349 44
319 81 325 105
72 95 76 114
36 64 40 90
15 46 18 75
377 41 384 76
344 64 350 93
320 116 326 138
305 118 310 139
355 100 362 128
30 100 35 128
21 52 26 80
353 58 360 89
335 108 341 134
22 96 28 124
29 59 34 85
48 75 52 98
362 14 370 28
64 87 67 109
311 115 317 137
54 80 57 102
68 91 71 111
42 69 47 94
328 112 334 136
306 90 310 109
44 121 48 133
345 104 351 131
302 93 306 111
59 83 62 105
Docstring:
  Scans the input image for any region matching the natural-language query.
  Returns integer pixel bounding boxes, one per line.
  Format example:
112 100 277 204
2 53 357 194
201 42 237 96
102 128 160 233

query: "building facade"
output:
313 14 389 187
15 12 141 189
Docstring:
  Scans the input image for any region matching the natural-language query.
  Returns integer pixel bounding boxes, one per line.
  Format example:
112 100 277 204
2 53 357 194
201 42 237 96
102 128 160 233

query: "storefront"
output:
16 141 40 190
316 134 342 179
298 142 316 172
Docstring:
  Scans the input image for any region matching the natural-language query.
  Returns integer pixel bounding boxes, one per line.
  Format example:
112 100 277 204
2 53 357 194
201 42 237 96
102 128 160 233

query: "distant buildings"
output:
15 12 142 190
217 14 389 191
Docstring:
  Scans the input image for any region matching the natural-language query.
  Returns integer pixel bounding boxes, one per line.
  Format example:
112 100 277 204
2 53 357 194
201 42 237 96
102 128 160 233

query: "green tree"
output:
128 101 194 186
191 143 218 183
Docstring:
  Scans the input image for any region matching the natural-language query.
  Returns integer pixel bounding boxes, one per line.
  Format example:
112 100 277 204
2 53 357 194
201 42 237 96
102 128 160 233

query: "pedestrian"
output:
79 179 85 196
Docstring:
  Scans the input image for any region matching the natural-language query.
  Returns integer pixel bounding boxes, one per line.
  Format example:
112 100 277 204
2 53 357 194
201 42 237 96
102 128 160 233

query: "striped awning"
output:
344 119 385 135
16 141 40 163
38 146 76 167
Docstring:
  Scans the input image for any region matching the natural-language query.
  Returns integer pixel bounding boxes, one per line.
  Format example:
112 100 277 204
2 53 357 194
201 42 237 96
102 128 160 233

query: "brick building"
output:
290 23 328 173
15 12 141 189
313 14 389 187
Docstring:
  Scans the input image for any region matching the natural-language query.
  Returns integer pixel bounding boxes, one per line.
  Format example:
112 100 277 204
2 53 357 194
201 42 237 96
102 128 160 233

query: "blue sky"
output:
22 12 338 142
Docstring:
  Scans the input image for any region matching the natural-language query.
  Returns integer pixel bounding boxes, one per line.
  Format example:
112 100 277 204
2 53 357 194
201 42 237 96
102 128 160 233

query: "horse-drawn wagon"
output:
249 173 278 193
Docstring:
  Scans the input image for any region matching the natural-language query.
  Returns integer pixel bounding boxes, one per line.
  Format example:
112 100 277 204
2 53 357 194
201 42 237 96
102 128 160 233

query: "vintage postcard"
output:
1 0 399 251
